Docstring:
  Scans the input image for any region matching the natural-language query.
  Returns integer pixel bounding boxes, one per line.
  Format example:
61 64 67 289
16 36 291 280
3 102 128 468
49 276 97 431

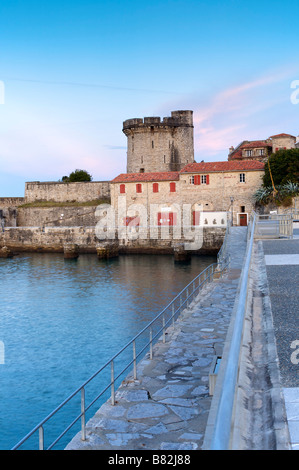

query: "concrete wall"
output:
24 181 110 203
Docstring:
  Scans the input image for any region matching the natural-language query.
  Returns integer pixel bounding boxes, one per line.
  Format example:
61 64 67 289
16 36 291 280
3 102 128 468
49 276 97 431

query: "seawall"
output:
0 226 225 255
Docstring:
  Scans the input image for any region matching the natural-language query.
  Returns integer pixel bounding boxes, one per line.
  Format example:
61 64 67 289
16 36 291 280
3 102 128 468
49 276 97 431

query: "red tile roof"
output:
270 133 296 139
241 141 270 148
180 160 265 173
111 171 180 183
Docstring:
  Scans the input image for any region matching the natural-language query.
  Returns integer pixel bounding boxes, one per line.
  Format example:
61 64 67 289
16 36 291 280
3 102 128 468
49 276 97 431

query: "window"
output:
136 183 142 193
190 175 201 185
120 184 125 194
245 150 253 157
153 183 159 193
240 173 246 183
190 175 210 185
201 175 209 184
170 182 176 192
152 140 154 148
240 206 245 213
257 149 264 156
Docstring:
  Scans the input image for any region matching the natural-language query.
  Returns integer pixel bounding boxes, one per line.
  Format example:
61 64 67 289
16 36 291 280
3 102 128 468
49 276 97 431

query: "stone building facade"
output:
111 160 265 228
123 110 194 173
228 133 298 162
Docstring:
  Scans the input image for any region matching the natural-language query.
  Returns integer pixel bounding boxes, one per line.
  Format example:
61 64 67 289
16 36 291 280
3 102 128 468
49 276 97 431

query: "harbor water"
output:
0 252 216 450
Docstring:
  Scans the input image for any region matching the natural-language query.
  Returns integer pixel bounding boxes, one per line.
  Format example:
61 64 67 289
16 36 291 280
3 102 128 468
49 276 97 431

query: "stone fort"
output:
123 110 195 173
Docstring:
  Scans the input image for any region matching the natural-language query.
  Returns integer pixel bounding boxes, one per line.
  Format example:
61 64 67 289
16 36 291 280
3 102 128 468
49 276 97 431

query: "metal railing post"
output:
162 315 166 343
39 426 44 451
133 340 137 379
81 388 86 441
111 360 115 406
150 327 153 359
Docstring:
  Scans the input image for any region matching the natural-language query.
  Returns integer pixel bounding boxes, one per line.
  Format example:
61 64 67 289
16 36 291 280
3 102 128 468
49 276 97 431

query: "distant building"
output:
228 133 298 162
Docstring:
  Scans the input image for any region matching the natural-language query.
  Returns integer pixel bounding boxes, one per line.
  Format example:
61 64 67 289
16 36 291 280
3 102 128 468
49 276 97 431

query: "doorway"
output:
239 213 248 226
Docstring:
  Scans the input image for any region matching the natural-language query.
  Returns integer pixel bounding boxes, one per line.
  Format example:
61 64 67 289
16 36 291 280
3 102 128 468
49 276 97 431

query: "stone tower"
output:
123 110 194 173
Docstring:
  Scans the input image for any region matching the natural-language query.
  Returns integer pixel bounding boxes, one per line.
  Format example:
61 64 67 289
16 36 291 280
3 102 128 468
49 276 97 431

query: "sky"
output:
0 0 299 196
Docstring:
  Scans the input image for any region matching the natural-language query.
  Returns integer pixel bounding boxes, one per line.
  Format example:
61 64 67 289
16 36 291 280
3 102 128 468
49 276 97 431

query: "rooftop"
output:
111 171 180 183
180 160 265 173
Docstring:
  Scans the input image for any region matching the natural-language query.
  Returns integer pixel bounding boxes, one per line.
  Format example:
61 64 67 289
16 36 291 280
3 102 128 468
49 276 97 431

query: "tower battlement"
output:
123 110 194 173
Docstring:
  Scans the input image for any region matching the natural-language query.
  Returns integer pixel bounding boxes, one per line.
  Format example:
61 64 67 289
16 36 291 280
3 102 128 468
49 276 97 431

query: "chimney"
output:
229 146 234 154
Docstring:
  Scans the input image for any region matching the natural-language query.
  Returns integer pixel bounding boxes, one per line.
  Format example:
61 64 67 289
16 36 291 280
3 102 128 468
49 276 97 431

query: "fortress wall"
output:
16 206 99 227
24 181 110 203
0 197 25 207
0 198 25 227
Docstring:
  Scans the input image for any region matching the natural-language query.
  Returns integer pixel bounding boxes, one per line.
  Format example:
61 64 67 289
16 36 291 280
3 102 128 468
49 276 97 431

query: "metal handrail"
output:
209 212 256 449
12 258 229 450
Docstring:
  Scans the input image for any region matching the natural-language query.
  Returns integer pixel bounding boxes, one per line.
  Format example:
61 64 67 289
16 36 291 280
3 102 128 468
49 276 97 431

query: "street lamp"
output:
230 196 234 226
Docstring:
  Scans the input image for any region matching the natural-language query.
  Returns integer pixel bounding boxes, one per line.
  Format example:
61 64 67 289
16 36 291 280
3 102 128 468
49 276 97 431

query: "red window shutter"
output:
194 175 200 185
120 184 125 194
153 183 159 193
169 212 177 226
157 212 177 226
124 216 140 227
206 175 210 185
136 183 142 193
193 211 200 225
170 182 176 192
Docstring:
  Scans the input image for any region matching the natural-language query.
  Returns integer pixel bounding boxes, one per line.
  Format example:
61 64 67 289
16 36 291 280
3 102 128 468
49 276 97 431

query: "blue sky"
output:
1 0 299 196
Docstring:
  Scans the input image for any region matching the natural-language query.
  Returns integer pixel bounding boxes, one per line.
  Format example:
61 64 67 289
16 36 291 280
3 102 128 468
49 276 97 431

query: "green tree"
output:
263 149 299 187
62 169 93 182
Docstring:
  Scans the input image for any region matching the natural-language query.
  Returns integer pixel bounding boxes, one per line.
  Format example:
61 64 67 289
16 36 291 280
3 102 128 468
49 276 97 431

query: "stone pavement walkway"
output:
66 227 247 450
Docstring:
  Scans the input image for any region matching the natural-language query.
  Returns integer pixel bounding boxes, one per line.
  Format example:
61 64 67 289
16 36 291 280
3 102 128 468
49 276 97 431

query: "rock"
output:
96 242 119 259
63 243 79 259
0 246 14 258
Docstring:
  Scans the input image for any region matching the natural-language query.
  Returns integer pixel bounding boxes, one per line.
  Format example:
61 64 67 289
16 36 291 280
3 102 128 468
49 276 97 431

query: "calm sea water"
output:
0 252 216 450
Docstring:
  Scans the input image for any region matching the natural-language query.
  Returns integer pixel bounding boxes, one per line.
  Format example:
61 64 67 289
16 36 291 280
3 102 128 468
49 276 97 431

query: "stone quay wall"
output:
0 226 225 255
16 206 99 228
0 227 99 253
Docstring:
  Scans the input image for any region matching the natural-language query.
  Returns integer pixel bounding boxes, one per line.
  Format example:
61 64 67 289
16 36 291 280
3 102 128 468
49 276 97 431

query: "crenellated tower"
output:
122 110 194 173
